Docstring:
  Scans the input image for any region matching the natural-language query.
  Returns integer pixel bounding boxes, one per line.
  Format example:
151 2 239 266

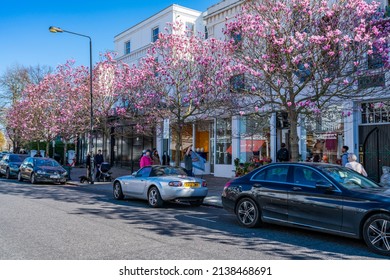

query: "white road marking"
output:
183 215 218 223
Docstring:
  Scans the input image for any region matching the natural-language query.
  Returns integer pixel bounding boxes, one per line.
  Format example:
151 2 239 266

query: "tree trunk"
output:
288 109 300 162
45 142 49 158
174 124 182 167
64 141 68 166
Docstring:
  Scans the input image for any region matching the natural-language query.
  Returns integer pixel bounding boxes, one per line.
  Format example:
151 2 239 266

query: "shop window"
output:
239 115 271 164
361 101 390 124
216 118 232 165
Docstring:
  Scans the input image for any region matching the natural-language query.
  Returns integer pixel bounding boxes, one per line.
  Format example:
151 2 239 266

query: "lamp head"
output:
49 26 63 33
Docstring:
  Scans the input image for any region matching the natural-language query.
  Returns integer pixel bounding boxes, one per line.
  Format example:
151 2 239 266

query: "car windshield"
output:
35 159 60 167
320 166 381 190
9 155 28 162
153 166 188 177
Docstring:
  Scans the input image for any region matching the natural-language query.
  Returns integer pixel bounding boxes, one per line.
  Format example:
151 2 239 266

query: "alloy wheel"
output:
148 187 163 208
236 198 261 228
113 182 124 200
364 215 390 255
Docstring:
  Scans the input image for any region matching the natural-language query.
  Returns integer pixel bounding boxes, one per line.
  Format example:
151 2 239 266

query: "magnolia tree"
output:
91 53 127 159
6 61 90 157
126 22 235 164
226 0 390 161
52 62 90 161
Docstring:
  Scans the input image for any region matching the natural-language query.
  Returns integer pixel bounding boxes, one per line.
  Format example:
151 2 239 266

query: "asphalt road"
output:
0 178 386 260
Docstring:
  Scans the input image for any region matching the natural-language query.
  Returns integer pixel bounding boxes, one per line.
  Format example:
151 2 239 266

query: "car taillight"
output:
223 180 232 190
202 181 207 187
168 181 183 187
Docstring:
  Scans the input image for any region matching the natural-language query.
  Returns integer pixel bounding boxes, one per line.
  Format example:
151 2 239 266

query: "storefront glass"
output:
305 107 344 164
216 118 232 164
239 115 271 164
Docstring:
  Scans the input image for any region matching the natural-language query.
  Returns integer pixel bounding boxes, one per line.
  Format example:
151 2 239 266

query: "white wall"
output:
115 5 203 66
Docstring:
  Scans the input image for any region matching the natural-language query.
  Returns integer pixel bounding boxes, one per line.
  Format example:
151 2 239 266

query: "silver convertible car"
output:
113 165 208 207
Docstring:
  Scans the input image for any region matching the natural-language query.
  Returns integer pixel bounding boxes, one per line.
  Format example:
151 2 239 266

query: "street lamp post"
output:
49 26 94 183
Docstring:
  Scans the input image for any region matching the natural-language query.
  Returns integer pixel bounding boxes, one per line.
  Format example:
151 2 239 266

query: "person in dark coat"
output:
94 150 104 178
86 152 92 178
277 143 290 162
34 151 42 157
162 151 170 166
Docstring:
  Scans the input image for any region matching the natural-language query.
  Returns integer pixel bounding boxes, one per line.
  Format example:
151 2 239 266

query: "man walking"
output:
341 146 349 167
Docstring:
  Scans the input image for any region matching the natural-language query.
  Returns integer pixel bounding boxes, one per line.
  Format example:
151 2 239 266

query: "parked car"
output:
0 154 29 179
18 157 68 184
222 162 390 256
113 165 208 207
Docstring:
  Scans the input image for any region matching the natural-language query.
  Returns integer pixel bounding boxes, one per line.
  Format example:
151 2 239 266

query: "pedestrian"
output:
341 145 349 167
34 151 42 157
152 149 161 165
162 151 170 166
94 150 104 178
345 153 367 177
184 146 198 176
140 149 153 168
277 143 289 162
86 152 92 178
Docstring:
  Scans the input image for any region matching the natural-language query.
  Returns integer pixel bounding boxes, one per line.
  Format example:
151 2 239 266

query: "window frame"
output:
152 26 159 42
124 41 131 55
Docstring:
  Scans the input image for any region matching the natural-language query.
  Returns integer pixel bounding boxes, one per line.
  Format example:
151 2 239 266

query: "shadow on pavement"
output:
0 178 385 260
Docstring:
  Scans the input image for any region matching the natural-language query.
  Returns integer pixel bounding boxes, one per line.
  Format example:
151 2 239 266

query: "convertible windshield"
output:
153 166 188 177
35 159 60 167
320 166 380 190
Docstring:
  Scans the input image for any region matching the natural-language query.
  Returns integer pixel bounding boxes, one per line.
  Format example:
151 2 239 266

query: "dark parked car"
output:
222 162 390 256
0 154 29 179
18 157 68 184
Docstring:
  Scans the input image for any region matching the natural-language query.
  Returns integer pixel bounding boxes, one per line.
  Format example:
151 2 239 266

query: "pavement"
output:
66 166 233 207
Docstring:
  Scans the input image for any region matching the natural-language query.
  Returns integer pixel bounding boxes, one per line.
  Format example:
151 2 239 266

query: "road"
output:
0 178 386 260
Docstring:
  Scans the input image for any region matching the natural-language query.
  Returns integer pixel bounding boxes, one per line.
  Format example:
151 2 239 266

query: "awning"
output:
227 140 265 154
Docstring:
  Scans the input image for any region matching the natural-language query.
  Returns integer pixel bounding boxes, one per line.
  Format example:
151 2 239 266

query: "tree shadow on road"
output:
0 179 386 260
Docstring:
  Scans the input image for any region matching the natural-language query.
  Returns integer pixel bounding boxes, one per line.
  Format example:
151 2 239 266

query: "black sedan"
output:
222 162 390 256
18 157 68 184
0 154 29 179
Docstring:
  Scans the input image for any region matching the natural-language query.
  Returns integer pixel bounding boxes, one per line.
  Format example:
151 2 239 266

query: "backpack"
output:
278 148 289 161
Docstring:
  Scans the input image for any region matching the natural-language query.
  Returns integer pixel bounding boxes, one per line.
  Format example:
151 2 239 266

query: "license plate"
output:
184 182 200 188
50 175 60 179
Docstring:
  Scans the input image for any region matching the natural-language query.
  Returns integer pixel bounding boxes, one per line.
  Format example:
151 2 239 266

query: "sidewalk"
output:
66 166 232 207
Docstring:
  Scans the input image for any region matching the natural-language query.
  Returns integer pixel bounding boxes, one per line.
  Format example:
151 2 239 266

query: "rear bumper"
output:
36 174 67 184
161 187 208 201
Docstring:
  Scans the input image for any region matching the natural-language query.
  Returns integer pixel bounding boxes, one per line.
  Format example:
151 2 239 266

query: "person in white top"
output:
345 153 367 177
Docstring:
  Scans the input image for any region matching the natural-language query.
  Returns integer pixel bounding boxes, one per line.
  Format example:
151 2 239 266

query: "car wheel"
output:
17 172 23 182
148 186 164 208
363 213 390 256
236 198 262 228
5 168 11 179
113 181 124 200
189 199 203 207
30 173 37 184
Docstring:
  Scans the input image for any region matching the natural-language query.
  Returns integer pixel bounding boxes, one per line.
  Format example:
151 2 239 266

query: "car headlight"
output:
168 181 183 187
36 169 46 175
62 171 68 176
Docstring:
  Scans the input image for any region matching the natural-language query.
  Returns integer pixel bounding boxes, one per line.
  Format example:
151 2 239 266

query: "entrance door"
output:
359 124 390 182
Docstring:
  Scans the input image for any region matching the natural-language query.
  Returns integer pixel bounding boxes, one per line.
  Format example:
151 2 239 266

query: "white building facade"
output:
112 0 390 180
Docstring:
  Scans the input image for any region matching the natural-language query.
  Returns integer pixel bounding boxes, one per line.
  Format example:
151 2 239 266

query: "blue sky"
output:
0 0 216 76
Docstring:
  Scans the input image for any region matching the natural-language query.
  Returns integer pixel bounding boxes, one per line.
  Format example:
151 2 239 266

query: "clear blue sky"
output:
0 0 217 76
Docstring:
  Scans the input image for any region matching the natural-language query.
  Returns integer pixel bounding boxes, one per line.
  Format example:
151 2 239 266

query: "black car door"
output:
250 165 292 222
288 166 343 231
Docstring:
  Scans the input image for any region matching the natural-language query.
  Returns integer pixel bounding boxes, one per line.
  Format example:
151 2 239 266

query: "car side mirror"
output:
316 181 335 192
132 172 137 176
